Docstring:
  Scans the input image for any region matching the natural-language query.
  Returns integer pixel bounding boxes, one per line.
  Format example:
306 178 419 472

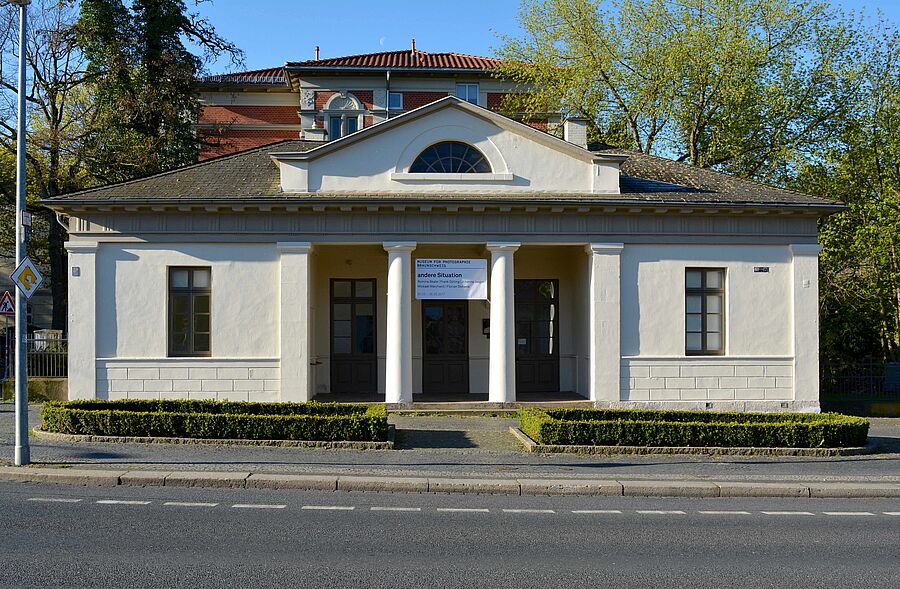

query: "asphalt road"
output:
2 404 899 483
0 481 897 588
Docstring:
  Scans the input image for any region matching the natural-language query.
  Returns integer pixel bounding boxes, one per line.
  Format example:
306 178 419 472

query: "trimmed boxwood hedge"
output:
41 399 388 442
519 408 869 448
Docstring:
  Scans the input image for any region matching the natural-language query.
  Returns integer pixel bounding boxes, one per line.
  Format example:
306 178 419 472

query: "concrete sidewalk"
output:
2 404 900 498
1 466 899 498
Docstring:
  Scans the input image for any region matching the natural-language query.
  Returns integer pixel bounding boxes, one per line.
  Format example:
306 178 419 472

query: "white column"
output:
65 241 99 400
790 243 822 410
586 243 624 404
277 242 313 403
383 242 415 404
487 242 520 403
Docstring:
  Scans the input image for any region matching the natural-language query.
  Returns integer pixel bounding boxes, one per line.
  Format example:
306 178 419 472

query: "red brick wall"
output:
524 118 549 132
315 91 336 110
200 105 299 125
402 91 450 110
363 115 374 128
487 92 507 111
198 129 298 160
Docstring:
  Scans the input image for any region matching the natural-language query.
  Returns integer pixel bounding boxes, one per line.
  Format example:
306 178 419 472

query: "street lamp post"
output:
5 0 32 466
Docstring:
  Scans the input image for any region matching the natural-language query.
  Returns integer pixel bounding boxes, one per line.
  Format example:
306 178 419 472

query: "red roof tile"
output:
286 50 501 70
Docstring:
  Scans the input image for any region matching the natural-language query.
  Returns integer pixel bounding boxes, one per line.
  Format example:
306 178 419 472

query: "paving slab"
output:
428 477 521 495
519 478 622 496
717 481 810 498
246 473 337 491
164 471 250 488
337 476 429 493
622 479 720 498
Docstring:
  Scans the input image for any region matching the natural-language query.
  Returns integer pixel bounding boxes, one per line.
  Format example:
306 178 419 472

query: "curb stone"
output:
1 467 899 498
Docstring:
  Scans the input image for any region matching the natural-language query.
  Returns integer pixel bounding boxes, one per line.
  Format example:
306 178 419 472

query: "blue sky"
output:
200 0 900 73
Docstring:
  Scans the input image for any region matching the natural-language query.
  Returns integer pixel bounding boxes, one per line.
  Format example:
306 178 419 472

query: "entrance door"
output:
422 301 469 395
515 279 560 393
330 279 377 395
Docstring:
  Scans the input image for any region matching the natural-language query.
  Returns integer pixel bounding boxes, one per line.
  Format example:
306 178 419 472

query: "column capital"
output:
789 243 822 256
276 241 313 254
65 241 99 253
485 241 521 252
383 241 416 252
586 242 624 255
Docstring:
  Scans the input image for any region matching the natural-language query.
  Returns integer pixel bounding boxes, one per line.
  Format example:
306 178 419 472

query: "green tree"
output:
77 0 243 179
795 27 900 367
497 0 863 183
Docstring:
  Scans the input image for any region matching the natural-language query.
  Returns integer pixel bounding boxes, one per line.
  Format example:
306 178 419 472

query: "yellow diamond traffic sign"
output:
11 256 43 300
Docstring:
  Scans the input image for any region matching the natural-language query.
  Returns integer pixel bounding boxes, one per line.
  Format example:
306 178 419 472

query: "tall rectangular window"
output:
388 91 403 110
169 267 211 357
328 116 342 140
456 83 479 105
685 268 725 356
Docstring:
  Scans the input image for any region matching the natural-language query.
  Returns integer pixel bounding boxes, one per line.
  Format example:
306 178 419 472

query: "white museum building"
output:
45 96 842 411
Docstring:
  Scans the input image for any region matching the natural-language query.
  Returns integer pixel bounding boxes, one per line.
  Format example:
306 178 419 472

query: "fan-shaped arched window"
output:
409 141 492 173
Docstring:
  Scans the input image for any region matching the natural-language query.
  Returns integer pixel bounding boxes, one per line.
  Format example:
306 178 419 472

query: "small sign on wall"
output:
753 266 770 273
416 259 488 300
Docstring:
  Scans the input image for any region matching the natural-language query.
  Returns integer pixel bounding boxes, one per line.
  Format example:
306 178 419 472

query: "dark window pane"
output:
410 141 492 174
333 337 351 354
171 270 189 288
686 333 702 351
333 320 351 337
193 294 210 314
333 303 351 321
355 281 374 298
333 281 352 298
193 313 210 333
194 333 210 353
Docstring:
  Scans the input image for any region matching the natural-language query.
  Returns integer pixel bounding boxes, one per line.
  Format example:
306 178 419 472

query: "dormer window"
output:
409 141 492 173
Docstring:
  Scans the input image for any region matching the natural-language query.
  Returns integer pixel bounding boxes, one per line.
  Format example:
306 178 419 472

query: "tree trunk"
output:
46 209 67 332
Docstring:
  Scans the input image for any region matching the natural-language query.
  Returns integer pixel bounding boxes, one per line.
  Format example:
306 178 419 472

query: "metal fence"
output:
820 359 900 401
2 334 68 379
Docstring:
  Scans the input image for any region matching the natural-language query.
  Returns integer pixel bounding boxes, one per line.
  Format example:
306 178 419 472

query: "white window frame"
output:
456 83 479 105
388 91 403 110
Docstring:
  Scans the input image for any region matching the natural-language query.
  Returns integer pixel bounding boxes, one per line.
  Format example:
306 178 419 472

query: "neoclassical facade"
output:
46 97 840 411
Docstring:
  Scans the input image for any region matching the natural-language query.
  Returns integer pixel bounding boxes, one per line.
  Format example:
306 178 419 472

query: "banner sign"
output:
415 259 487 300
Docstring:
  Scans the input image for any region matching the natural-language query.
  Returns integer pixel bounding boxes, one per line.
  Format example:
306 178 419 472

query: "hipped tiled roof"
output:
42 140 840 209
286 50 501 70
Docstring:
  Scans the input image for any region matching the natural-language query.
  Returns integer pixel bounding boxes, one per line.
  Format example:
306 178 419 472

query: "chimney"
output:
563 118 588 149
315 45 320 60
411 38 416 52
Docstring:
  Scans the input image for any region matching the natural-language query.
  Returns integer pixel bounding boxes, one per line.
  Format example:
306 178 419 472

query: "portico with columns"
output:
47 95 841 412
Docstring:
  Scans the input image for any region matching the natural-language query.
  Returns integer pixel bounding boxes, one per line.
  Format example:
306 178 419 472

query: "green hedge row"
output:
41 400 388 442
519 408 869 448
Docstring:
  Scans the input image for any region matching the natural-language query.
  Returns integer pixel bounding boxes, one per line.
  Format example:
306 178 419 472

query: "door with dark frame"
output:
330 279 378 396
515 279 560 393
421 301 469 395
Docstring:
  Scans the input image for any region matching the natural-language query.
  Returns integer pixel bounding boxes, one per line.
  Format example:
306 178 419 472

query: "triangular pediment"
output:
269 96 624 195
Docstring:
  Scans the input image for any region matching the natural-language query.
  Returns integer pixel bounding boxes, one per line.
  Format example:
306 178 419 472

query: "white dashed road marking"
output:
301 505 355 511
884 512 900 516
572 510 622 514
699 511 752 515
502 509 555 514
28 497 81 503
164 502 219 508
822 512 874 516
96 500 151 505
637 510 686 515
370 506 421 512
436 508 490 513
232 504 286 509
761 511 815 516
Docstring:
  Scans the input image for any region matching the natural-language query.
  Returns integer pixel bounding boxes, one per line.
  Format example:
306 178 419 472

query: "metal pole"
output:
14 0 30 466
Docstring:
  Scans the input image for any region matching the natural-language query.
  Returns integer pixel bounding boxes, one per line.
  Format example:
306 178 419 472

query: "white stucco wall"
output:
93 243 281 401
618 244 801 405
279 106 617 194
